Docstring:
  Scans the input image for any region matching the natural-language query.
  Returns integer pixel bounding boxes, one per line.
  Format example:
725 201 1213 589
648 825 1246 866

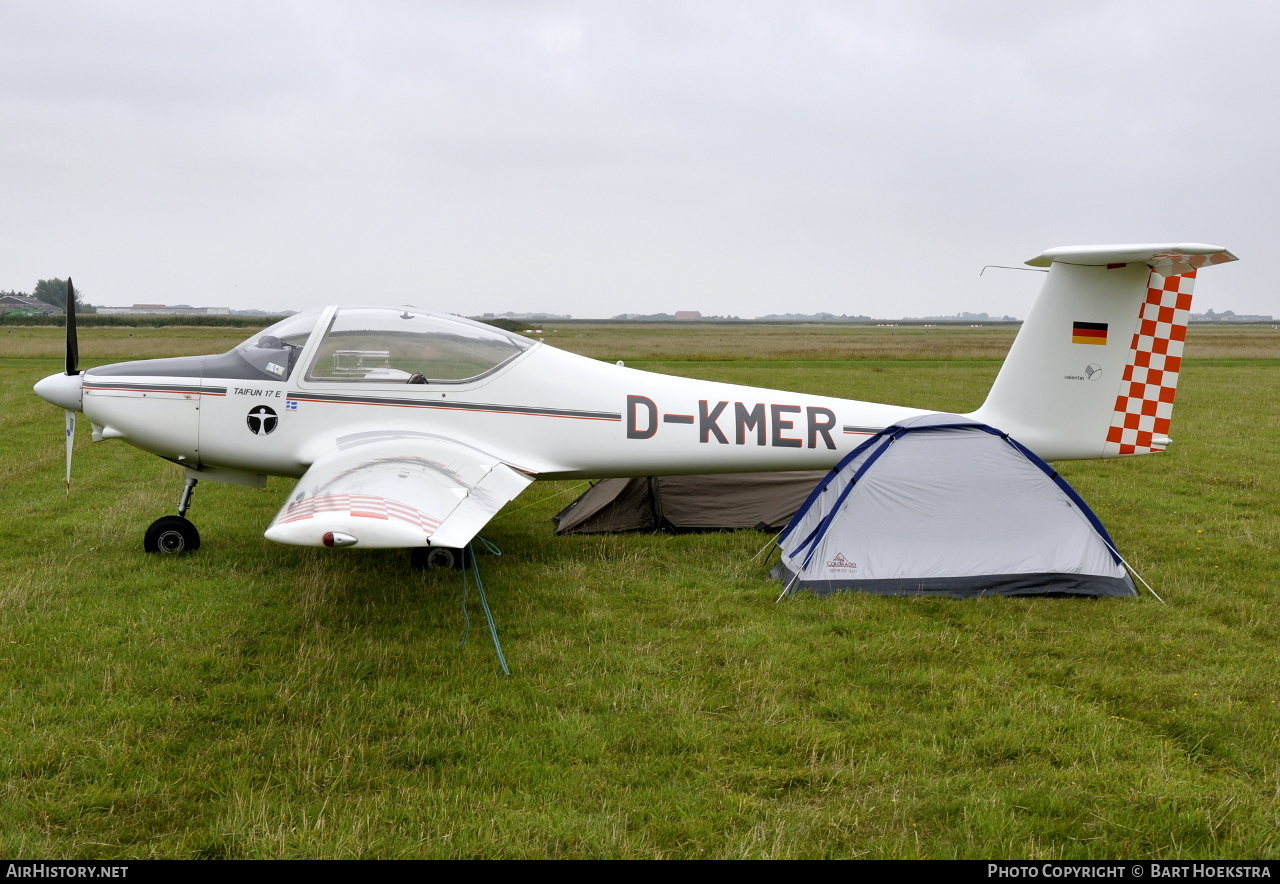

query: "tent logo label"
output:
826 553 857 571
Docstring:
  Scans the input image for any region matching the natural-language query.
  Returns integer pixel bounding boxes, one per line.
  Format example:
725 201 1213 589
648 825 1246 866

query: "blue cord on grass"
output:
459 539 510 676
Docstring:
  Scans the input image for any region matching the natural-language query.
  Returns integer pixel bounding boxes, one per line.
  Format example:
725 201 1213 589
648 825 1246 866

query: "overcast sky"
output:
1 1 1274 319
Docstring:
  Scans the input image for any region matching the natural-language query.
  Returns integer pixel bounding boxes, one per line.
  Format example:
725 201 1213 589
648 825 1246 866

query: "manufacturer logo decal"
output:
246 405 278 435
825 553 857 572
1065 362 1105 382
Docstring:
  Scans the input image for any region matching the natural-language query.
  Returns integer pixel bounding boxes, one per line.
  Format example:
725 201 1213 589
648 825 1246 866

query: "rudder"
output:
1104 269 1196 456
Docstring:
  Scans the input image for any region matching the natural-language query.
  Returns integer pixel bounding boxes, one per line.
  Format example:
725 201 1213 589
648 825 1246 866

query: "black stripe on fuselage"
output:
83 381 228 395
286 391 622 421
842 425 880 435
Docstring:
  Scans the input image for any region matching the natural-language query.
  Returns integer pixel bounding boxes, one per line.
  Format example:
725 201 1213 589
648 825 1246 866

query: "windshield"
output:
305 307 532 384
197 309 323 382
232 310 322 380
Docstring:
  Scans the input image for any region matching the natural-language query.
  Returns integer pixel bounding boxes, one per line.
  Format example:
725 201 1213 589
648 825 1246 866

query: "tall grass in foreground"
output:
0 333 1277 858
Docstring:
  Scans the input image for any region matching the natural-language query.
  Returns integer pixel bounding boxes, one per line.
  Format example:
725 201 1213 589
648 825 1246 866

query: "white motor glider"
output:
33 243 1235 568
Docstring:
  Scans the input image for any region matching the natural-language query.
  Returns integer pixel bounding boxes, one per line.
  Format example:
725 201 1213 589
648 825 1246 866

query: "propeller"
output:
64 278 79 493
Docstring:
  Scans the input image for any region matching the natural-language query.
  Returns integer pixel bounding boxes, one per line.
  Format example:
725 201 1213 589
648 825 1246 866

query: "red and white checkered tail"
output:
969 244 1236 462
1103 271 1195 456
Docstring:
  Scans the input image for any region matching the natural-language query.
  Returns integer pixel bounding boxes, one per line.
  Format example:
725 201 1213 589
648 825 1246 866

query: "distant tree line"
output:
0 314 287 329
2 278 98 313
478 317 527 333
609 312 746 320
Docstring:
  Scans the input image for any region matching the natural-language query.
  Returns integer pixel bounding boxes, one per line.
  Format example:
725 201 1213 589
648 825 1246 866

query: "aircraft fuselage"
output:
81 336 926 482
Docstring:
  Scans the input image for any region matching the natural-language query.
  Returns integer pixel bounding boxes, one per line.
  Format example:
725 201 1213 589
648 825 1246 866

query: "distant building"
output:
97 304 233 316
1192 309 1274 322
674 311 702 320
0 294 63 315
755 312 871 321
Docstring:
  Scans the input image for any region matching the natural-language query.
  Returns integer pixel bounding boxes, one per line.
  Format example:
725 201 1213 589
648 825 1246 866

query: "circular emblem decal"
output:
246 405 278 435
1084 363 1102 381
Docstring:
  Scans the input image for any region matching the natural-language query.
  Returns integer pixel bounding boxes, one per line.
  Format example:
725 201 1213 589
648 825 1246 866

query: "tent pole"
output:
1118 555 1165 605
775 572 799 604
751 529 785 562
1099 539 1165 605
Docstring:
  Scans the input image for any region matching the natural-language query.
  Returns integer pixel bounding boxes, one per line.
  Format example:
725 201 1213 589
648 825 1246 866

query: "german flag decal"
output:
1072 321 1108 345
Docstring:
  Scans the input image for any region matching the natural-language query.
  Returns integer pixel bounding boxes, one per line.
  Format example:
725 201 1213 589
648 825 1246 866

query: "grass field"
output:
1 324 1279 858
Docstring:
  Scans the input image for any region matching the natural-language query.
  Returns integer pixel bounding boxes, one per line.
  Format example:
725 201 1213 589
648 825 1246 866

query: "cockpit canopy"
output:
220 307 533 384
88 307 534 385
302 307 533 384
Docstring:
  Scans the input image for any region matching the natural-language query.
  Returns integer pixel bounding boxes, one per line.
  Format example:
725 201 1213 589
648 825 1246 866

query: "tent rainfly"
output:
554 472 828 535
773 414 1136 598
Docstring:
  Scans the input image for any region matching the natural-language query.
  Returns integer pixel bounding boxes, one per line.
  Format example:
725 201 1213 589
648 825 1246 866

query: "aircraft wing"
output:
263 431 534 549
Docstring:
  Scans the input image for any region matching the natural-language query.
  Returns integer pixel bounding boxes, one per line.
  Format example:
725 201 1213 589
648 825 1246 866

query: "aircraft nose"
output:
34 372 85 412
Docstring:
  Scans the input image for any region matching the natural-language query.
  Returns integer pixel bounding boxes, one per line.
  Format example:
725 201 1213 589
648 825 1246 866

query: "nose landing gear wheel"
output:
144 515 201 554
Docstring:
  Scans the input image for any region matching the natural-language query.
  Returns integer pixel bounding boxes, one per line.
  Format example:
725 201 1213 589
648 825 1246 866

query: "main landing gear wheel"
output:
410 546 472 571
144 515 201 554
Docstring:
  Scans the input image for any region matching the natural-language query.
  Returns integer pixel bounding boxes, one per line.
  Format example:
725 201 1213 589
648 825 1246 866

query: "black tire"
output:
410 546 472 571
144 515 201 554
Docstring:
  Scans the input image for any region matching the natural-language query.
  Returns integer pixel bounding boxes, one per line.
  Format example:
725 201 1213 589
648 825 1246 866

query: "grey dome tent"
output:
554 472 827 535
772 414 1136 598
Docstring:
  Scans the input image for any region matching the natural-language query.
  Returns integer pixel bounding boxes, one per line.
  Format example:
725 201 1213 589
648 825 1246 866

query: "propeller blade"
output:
65 409 76 494
65 277 79 376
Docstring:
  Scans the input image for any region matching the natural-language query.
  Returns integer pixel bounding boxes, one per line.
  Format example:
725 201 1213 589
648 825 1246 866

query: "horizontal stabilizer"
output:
1025 243 1237 276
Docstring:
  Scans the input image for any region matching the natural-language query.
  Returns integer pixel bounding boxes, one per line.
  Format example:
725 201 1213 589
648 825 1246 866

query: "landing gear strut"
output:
144 475 201 554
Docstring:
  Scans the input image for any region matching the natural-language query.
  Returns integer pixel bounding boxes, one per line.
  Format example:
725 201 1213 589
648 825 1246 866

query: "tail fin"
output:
970 244 1236 461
